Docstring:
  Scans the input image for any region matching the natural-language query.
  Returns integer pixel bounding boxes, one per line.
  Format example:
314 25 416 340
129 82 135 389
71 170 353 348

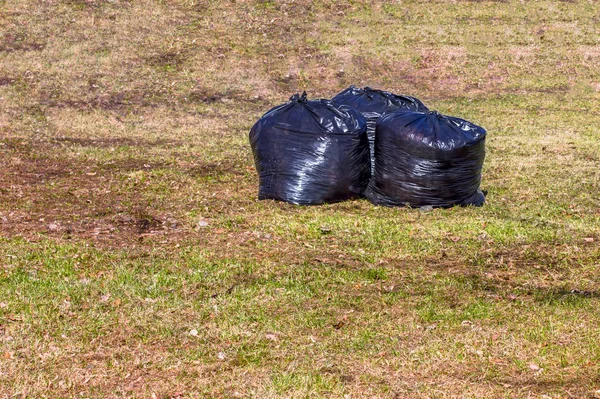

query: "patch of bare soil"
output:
186 86 269 106
40 90 162 111
0 34 45 53
146 51 186 70
0 76 16 86
61 0 132 9
185 161 246 178
0 140 185 245
0 136 254 247
50 136 182 149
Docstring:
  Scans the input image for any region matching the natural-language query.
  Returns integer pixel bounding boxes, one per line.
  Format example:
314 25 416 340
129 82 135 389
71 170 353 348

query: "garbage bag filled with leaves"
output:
249 92 370 205
332 86 429 173
368 110 486 208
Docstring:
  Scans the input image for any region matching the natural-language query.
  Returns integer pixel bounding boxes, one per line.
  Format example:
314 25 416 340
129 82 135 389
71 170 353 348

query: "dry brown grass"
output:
1 0 600 398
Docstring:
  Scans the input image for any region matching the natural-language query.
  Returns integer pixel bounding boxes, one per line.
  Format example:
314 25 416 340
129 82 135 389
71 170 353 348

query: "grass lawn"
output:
1 1 599 397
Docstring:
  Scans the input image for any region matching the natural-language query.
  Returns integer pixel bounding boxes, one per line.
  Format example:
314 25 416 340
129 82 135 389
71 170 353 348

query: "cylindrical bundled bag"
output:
368 110 486 208
249 92 370 205
331 86 429 173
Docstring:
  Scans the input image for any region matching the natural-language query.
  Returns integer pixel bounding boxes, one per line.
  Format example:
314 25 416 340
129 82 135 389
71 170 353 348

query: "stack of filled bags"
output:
249 87 487 208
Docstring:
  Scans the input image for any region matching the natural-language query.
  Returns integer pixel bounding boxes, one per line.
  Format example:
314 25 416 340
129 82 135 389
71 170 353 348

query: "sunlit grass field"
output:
1 1 599 397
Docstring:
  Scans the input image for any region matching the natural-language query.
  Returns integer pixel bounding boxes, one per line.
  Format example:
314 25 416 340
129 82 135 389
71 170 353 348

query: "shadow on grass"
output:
489 374 600 396
456 272 600 305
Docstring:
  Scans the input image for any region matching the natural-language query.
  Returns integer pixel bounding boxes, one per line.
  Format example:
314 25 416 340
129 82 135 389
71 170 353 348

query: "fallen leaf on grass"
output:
333 321 345 330
100 294 111 302
197 220 209 228
529 363 541 371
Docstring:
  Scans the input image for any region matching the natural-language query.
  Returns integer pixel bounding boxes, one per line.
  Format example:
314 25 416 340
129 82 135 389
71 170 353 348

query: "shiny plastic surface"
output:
368 110 486 208
331 86 429 173
249 92 370 205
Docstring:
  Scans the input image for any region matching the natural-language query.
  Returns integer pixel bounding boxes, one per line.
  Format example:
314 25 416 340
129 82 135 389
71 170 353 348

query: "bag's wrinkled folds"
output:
368 110 486 208
249 92 370 205
332 86 429 173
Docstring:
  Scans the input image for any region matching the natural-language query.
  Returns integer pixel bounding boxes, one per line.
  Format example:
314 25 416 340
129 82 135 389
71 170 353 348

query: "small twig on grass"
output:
210 284 236 299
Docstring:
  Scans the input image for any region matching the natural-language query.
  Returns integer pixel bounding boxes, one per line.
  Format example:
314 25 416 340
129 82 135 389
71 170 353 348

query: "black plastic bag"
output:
368 110 486 208
331 86 429 173
249 92 370 205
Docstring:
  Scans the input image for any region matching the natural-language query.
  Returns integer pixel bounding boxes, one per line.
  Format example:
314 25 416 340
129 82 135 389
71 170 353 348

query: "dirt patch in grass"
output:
503 84 572 95
0 33 45 53
0 76 16 86
0 136 253 245
99 158 168 172
61 0 132 9
36 86 265 112
187 86 270 106
186 161 246 178
188 88 233 104
50 136 183 149
40 90 163 111
146 51 187 70
5 158 73 185
0 141 183 243
1 140 74 184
